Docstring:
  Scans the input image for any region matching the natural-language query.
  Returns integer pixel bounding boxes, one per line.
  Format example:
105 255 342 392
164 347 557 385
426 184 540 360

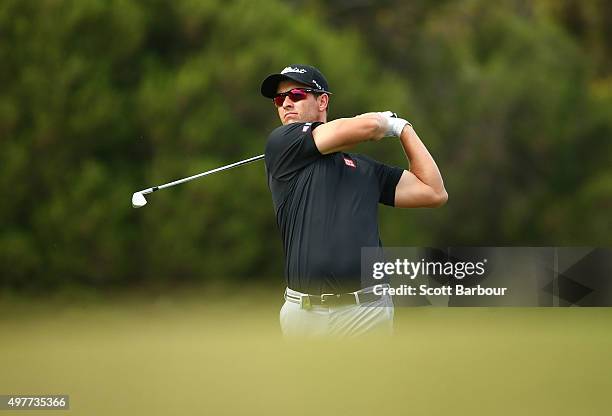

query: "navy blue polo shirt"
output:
265 121 404 294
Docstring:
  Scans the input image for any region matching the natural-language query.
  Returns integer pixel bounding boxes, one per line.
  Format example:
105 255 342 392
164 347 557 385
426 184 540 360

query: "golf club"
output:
132 154 265 208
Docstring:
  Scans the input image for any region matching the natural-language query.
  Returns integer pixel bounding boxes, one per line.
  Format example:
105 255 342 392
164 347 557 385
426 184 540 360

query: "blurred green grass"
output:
1 287 611 415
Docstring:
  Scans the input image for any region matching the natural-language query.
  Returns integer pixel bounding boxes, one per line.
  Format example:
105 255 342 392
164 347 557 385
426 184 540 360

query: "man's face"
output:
275 80 327 125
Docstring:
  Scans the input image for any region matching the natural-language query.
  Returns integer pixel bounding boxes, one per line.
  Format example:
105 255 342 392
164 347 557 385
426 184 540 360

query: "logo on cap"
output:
281 66 307 74
311 79 322 90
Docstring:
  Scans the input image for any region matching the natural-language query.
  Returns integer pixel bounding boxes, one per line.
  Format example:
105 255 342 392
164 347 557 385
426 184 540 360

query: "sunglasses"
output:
273 88 325 107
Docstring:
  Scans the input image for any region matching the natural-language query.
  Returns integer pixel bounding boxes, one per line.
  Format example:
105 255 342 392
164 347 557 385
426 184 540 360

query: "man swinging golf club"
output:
261 64 447 337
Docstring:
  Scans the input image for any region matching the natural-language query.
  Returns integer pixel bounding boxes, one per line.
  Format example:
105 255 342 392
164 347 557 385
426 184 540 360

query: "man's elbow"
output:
430 189 448 207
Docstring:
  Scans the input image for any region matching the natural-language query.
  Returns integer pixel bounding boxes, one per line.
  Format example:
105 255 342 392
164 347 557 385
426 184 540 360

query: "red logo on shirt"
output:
343 157 356 168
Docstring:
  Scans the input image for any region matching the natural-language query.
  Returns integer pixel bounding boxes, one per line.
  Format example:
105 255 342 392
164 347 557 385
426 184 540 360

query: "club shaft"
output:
152 154 264 192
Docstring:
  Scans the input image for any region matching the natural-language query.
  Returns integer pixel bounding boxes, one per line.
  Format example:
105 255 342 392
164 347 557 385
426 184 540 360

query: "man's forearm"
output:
312 114 387 154
399 125 446 195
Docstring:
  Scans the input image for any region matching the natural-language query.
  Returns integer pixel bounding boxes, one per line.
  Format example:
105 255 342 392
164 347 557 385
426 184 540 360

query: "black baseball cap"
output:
260 64 332 98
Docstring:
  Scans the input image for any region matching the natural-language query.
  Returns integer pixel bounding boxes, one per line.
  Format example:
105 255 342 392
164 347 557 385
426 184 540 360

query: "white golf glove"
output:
379 111 411 137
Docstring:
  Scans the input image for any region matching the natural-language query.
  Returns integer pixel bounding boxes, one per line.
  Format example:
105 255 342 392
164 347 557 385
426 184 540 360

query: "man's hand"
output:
378 111 411 137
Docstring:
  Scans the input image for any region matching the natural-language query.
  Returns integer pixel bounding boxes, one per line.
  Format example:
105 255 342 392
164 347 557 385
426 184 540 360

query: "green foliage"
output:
298 0 612 245
1 0 610 290
0 0 408 288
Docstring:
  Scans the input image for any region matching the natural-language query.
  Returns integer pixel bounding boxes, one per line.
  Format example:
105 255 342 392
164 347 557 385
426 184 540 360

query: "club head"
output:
132 192 148 208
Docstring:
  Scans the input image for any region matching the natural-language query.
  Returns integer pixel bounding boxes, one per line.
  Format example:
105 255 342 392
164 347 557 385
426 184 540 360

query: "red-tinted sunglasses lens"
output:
273 89 308 106
273 95 285 107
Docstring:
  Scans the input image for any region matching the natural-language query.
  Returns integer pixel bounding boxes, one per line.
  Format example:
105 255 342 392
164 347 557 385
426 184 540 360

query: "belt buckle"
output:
320 293 340 307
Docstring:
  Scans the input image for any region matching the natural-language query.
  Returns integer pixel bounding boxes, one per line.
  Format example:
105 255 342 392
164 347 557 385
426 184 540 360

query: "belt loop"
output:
300 294 312 310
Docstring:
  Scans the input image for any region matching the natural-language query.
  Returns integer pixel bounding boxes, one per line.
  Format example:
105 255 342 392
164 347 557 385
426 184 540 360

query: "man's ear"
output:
318 94 329 112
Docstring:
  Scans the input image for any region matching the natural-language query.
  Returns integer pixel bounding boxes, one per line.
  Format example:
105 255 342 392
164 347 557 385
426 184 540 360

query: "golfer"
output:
261 64 447 337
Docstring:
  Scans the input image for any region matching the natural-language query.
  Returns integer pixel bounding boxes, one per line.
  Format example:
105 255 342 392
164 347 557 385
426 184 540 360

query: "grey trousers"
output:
280 286 394 337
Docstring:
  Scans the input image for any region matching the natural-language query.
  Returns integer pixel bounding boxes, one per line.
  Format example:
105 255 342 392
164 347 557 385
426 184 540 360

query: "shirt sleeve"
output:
373 159 404 207
264 122 323 181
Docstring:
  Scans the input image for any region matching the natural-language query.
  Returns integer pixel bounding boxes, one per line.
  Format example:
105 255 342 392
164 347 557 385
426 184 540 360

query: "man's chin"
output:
283 116 301 125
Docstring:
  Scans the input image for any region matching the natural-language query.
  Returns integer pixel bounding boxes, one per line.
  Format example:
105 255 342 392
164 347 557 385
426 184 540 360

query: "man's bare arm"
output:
311 113 387 154
395 125 448 208
311 111 447 207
